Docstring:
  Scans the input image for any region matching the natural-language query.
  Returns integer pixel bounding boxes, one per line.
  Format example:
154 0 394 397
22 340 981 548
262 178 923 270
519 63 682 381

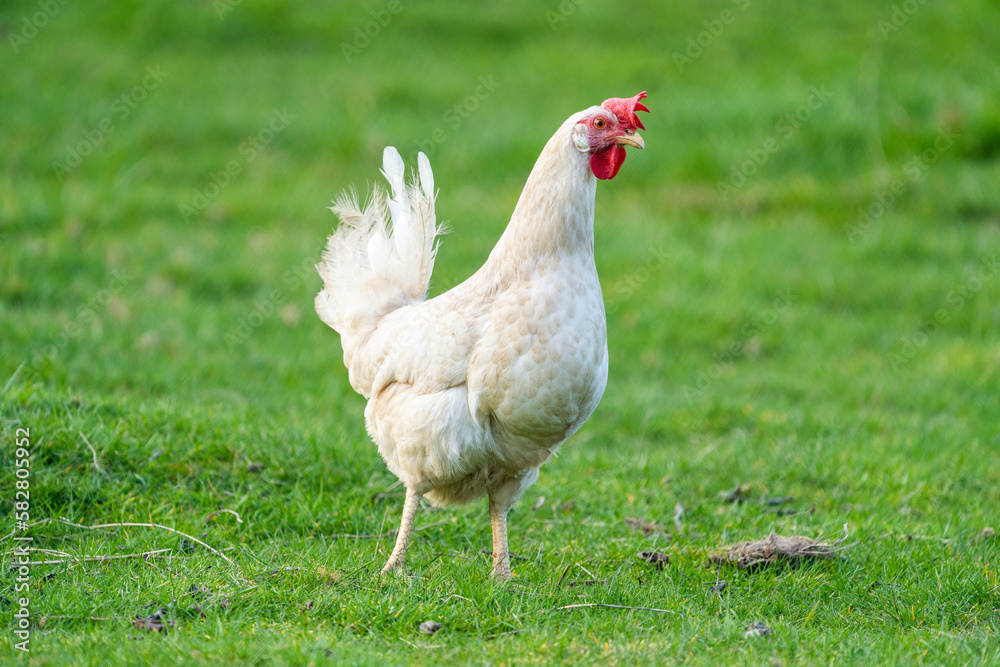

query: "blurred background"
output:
1 0 999 534
1 2 998 659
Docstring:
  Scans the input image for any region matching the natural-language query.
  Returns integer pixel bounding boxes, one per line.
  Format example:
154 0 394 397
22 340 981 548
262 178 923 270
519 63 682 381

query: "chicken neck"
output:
478 118 598 286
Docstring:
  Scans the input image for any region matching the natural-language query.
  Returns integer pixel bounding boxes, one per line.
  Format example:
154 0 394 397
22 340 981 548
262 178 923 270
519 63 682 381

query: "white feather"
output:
418 152 434 199
380 146 405 201
315 147 441 386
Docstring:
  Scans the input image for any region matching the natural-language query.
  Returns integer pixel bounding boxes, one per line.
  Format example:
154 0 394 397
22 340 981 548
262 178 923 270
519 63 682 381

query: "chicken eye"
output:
594 118 606 129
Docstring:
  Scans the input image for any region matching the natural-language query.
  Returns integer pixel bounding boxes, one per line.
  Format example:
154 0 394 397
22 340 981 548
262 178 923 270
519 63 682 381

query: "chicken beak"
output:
616 133 645 150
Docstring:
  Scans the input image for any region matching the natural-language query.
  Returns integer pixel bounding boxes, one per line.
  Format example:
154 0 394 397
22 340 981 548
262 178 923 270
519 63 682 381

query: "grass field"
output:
2 0 999 664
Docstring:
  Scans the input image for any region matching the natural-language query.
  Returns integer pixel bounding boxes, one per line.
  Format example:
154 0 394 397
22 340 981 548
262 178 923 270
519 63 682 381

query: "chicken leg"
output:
489 497 512 581
381 488 421 575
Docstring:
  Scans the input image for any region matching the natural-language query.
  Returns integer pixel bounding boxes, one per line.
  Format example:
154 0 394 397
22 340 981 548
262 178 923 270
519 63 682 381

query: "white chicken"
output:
316 92 648 579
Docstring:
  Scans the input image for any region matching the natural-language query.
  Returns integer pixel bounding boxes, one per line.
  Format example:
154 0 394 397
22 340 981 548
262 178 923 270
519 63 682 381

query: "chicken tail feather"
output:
316 147 442 349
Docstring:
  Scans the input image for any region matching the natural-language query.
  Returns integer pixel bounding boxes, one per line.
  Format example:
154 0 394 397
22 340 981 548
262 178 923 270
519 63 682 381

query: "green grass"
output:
2 0 999 664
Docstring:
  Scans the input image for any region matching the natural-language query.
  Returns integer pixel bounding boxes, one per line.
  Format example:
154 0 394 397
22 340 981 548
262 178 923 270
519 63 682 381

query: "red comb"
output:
601 91 649 132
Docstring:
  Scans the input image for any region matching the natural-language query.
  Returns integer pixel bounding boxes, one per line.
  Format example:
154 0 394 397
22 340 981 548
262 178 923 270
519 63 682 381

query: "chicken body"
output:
316 94 647 578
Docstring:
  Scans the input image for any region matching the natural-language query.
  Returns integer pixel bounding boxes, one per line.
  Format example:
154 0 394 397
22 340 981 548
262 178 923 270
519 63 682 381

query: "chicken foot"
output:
381 487 422 575
488 497 513 581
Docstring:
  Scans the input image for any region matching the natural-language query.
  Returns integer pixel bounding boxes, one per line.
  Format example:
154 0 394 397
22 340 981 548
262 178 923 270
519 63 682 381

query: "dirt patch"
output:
133 608 175 633
743 620 773 638
637 551 670 569
709 532 848 570
624 517 664 535
419 620 442 635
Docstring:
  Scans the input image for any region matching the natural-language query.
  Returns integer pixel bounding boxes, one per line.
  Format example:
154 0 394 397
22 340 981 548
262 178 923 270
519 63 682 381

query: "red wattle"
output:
590 144 627 180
